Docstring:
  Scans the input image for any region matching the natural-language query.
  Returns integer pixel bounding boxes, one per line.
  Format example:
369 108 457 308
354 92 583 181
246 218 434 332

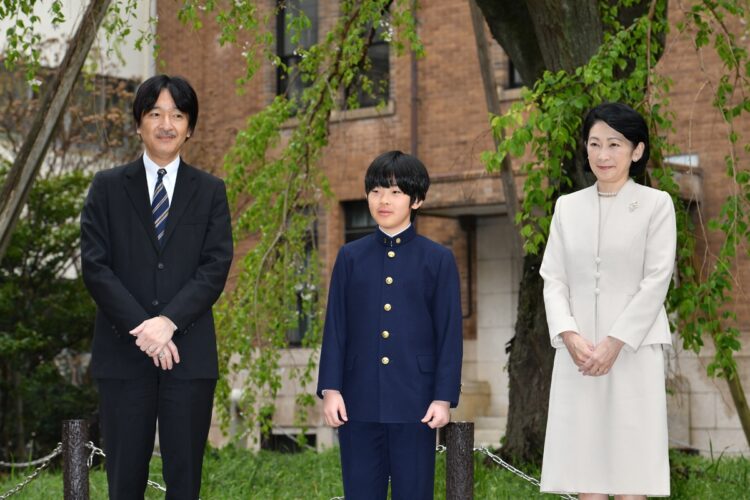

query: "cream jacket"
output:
540 179 676 352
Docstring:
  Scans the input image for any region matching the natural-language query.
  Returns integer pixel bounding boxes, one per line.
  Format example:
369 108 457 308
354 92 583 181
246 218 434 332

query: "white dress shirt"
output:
143 152 180 204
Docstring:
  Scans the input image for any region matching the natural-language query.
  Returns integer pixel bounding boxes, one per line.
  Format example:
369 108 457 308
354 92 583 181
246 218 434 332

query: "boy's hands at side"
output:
421 400 450 429
322 390 348 427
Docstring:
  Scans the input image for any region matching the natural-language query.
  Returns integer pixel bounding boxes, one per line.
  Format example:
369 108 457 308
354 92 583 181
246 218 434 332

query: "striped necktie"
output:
152 168 169 245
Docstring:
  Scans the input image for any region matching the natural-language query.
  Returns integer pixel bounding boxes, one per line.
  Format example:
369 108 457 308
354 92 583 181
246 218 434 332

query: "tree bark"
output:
473 0 655 463
0 0 113 265
726 367 750 447
501 253 553 463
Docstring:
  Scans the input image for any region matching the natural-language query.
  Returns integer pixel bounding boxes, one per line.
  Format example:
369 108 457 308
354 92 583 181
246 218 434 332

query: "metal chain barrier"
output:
0 445 63 469
1 441 169 498
84 441 168 493
1 440 574 499
472 446 576 500
85 441 106 469
0 444 62 499
329 444 576 500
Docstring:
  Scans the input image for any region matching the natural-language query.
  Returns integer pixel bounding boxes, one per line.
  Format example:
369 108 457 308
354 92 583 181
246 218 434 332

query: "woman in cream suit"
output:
540 103 676 498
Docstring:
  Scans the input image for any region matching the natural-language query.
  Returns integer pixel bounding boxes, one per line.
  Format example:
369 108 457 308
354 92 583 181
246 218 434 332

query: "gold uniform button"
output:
385 276 393 285
384 303 392 311
395 237 401 244
381 357 390 365
381 330 390 339
387 250 396 258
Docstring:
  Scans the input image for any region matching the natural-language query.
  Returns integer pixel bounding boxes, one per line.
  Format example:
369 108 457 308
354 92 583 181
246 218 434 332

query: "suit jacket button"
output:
385 276 393 285
381 330 390 339
381 356 390 365
157 262 165 270
395 237 401 244
387 250 396 258
383 303 392 311
152 299 159 306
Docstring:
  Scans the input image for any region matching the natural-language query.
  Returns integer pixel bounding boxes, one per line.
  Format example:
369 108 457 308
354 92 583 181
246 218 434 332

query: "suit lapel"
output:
161 160 198 248
123 158 160 252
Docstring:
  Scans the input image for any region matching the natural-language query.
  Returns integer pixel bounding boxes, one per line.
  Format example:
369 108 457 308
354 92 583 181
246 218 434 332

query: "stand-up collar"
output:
375 224 417 247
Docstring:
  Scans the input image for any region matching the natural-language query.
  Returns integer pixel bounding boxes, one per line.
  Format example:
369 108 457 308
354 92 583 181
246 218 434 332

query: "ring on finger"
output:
158 352 165 359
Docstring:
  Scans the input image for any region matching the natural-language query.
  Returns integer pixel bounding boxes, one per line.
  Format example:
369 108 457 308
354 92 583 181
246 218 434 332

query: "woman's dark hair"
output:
582 102 650 176
364 150 430 206
132 74 199 134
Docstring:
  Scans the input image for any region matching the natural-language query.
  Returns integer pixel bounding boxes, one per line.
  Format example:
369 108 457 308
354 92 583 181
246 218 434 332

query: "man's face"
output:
137 89 191 166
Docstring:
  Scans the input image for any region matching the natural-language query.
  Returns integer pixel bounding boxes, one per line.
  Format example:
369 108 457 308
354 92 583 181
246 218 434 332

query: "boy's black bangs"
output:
366 164 400 190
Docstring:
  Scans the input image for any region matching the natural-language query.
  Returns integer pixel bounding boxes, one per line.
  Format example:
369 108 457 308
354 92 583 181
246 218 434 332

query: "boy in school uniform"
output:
317 150 463 500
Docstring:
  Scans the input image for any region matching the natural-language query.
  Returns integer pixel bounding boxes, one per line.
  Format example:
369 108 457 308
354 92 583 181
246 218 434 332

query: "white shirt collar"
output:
143 151 181 175
379 224 411 238
143 152 181 203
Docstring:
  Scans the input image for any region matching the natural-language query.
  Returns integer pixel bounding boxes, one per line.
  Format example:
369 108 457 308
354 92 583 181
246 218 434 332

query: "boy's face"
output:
366 184 423 234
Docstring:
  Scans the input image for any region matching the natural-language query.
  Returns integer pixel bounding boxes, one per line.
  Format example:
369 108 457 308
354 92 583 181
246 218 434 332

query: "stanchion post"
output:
62 419 89 500
445 421 474 500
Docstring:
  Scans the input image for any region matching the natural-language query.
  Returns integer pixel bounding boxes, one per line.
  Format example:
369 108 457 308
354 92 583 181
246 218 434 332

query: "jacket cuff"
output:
548 317 579 348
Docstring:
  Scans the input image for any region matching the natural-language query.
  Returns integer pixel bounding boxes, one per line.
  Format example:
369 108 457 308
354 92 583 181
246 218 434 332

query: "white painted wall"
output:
474 215 518 417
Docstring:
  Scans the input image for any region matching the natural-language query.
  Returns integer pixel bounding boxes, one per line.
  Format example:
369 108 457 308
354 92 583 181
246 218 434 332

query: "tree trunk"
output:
0 0 113 264
501 253 554 462
724 346 750 446
474 0 654 463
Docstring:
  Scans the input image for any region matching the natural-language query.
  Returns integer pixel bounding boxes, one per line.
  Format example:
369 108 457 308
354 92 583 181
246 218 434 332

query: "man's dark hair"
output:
364 150 430 206
582 102 650 176
132 74 199 134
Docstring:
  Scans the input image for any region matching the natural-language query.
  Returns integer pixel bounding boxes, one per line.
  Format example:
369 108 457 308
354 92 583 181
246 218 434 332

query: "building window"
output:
507 60 523 89
68 75 137 150
344 20 390 109
0 68 135 153
343 200 376 243
276 0 319 104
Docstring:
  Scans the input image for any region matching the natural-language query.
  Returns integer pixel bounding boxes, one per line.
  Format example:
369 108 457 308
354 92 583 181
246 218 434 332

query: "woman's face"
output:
586 120 644 191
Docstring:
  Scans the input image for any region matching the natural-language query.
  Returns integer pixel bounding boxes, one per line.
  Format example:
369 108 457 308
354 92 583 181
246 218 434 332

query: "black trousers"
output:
97 372 216 500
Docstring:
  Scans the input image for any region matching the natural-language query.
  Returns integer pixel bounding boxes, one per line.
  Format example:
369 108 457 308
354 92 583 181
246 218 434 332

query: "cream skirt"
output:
540 344 670 496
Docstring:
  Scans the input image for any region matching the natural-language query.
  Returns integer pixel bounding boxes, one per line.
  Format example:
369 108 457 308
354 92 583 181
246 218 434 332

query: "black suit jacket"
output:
80 157 233 379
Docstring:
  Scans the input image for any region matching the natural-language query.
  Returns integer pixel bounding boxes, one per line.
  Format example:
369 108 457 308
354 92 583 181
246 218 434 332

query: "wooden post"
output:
62 419 89 500
445 421 474 500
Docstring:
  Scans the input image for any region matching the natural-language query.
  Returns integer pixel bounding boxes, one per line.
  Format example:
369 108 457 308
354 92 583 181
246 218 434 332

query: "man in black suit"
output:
80 74 233 499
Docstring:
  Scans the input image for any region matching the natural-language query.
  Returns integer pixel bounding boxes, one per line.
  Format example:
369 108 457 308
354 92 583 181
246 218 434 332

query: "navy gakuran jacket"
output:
317 225 463 422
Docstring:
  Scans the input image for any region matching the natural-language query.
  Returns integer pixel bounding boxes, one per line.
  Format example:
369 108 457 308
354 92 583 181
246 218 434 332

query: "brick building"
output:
154 0 749 454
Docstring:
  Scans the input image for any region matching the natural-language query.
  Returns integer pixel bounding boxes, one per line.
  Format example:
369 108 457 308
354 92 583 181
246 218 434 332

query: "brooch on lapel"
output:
629 201 639 212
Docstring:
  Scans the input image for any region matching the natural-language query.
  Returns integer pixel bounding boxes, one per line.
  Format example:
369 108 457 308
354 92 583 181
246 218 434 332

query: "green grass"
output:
1 448 748 499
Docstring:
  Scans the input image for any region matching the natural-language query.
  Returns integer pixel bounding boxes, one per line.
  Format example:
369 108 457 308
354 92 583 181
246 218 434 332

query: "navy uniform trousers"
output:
317 225 463 500
339 422 436 500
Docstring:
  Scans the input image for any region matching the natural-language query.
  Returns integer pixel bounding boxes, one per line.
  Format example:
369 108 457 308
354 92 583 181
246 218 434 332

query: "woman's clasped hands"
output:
561 331 625 377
